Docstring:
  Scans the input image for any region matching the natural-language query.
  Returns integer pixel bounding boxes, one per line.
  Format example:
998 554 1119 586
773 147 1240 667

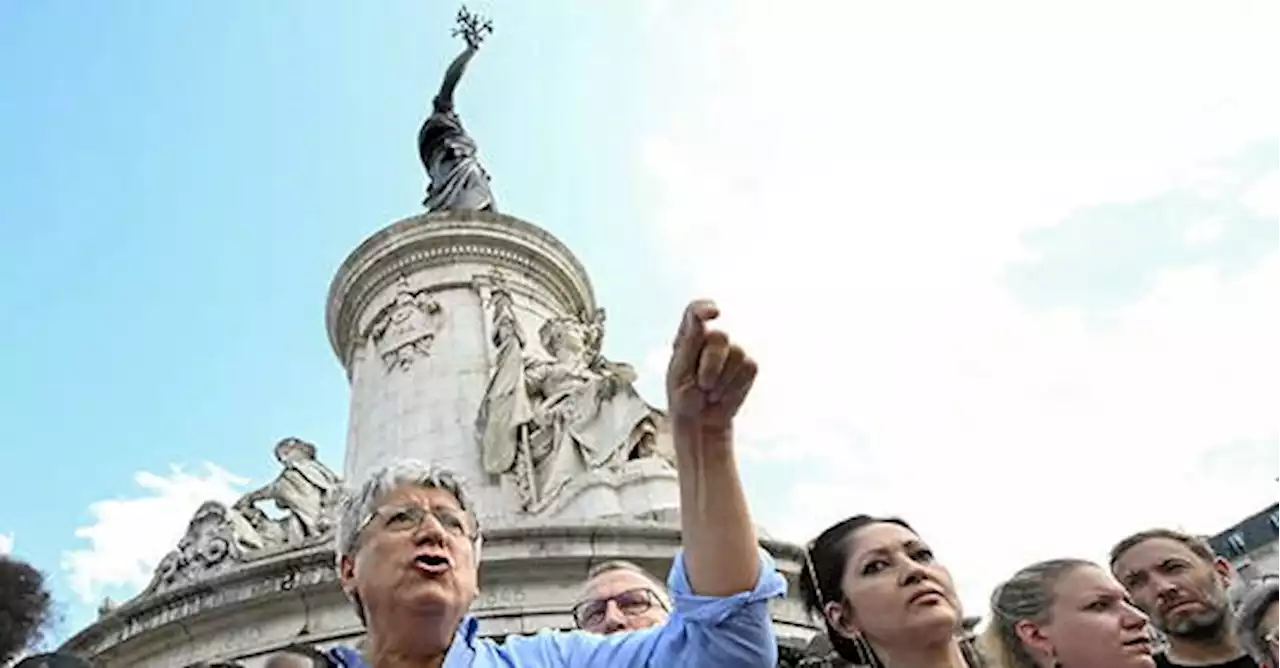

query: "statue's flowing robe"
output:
478 332 536 476
269 460 339 537
525 359 658 504
224 508 266 552
419 110 495 212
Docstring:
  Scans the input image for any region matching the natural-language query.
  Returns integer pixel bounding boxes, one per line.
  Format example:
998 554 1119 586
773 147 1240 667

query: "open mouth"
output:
1122 637 1152 653
413 554 452 574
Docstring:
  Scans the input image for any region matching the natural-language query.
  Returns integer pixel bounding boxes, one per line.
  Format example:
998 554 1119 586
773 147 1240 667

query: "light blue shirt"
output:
327 547 787 667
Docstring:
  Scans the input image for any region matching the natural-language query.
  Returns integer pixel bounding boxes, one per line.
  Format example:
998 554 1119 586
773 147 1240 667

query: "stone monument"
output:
59 7 819 666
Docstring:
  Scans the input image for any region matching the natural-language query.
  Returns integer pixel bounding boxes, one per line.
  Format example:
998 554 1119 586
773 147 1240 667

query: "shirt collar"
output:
329 616 479 667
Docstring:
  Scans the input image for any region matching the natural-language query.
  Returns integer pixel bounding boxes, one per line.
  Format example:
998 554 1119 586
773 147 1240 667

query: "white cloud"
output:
1243 170 1279 218
0 532 13 555
636 0 1278 618
1182 218 1226 247
61 464 249 604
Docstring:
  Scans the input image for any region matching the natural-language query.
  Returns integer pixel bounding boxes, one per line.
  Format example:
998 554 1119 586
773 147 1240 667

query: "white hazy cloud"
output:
61 464 249 603
0 532 13 555
1244 171 1279 218
637 0 1278 617
1182 218 1226 247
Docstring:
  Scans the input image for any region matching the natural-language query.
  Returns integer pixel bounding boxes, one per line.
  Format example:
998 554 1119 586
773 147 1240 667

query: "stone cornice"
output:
325 210 597 370
60 544 338 659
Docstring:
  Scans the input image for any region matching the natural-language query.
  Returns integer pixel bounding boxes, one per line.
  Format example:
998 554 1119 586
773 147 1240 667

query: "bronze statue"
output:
419 6 496 213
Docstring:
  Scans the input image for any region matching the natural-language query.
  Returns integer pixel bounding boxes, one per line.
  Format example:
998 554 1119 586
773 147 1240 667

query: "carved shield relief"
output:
368 277 445 372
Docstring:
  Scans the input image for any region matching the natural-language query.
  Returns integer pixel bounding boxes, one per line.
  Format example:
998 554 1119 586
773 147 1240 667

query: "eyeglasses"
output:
572 587 667 629
358 504 473 541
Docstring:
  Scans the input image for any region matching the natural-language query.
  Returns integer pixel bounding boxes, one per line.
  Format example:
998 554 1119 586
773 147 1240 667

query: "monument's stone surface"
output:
60 7 821 666
325 210 681 528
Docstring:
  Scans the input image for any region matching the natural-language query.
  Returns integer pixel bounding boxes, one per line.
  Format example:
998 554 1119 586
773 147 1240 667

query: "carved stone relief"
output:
234 438 342 543
366 276 444 372
472 268 674 515
150 501 239 591
476 584 528 611
140 439 342 597
123 560 340 644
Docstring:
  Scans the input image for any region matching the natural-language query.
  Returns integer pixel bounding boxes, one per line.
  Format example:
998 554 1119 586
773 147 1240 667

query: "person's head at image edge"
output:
0 554 55 667
1234 579 1278 667
799 514 983 667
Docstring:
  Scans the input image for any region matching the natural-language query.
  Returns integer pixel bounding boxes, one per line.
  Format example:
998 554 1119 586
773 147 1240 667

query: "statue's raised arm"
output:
432 48 477 114
432 7 492 112
418 6 497 213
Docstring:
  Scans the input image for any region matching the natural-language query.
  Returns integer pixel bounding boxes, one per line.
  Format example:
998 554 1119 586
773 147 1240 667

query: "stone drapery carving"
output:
474 270 672 512
366 276 444 371
236 438 342 541
144 439 341 595
419 7 496 213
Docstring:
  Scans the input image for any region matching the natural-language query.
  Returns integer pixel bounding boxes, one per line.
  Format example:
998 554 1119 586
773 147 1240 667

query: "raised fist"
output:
666 300 757 430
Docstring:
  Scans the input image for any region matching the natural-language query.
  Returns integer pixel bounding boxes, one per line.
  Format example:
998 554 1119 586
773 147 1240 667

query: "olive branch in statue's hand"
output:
452 5 494 50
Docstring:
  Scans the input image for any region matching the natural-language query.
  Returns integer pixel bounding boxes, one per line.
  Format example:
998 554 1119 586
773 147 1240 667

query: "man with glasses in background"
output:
572 560 671 635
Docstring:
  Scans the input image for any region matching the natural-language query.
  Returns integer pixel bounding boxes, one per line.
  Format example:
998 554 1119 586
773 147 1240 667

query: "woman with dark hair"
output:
1 554 54 666
798 515 984 667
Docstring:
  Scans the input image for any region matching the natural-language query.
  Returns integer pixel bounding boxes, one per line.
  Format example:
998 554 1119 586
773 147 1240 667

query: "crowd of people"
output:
3 300 1277 668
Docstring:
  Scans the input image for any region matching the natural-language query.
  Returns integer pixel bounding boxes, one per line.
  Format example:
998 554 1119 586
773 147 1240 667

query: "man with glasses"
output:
573 561 671 635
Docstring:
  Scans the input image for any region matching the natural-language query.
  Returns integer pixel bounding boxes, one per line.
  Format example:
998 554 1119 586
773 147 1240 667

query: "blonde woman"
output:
982 559 1156 668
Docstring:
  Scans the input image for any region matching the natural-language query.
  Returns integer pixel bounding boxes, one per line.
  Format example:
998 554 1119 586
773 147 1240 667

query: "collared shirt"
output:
327 547 786 667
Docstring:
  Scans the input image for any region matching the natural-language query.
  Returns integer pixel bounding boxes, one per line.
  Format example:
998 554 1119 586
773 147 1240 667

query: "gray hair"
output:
1234 579 1278 664
335 459 483 568
583 559 670 605
586 559 664 586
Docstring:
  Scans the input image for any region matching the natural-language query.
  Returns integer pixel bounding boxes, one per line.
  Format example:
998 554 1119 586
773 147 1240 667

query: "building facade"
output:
1208 502 1279 584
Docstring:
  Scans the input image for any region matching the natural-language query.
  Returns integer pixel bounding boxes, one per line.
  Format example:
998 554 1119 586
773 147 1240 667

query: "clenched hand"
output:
666 299 758 432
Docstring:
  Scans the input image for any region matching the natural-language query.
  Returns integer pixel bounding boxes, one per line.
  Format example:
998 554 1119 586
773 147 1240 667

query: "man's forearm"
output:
676 420 760 597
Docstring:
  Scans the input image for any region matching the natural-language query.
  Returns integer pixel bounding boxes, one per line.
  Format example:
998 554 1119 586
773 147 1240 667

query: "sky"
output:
1 0 1276 649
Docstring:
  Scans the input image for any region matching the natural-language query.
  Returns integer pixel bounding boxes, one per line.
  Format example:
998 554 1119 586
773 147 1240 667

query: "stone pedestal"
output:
325 210 680 527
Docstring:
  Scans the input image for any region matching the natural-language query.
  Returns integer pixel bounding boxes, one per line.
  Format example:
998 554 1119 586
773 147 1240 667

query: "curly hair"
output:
0 555 55 664
1235 579 1279 665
